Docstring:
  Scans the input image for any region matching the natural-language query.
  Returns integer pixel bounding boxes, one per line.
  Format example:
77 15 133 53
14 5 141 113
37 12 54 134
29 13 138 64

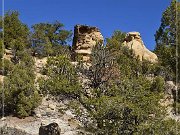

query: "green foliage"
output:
106 30 126 57
155 0 178 46
39 55 81 97
155 0 180 80
16 90 41 117
89 44 115 88
155 0 180 115
136 118 180 135
72 30 172 135
0 7 178 135
151 76 165 92
31 21 72 57
77 75 166 134
1 53 41 118
0 11 30 52
0 39 3 59
0 59 13 75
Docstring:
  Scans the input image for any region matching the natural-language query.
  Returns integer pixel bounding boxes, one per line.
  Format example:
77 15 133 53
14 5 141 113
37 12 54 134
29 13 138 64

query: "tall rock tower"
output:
72 25 103 62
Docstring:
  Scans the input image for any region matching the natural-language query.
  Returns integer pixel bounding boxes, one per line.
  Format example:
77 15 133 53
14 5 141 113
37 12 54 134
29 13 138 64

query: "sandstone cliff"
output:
123 32 158 63
72 25 103 62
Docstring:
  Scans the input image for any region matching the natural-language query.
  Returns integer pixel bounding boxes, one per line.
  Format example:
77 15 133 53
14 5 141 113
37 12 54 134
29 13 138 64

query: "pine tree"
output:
0 11 30 53
155 0 180 80
31 21 72 57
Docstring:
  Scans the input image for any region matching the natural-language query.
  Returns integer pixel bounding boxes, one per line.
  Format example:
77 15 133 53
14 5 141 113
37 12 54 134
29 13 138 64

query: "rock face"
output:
160 81 180 120
0 96 81 135
72 25 103 62
0 126 31 135
123 32 158 63
34 96 81 135
39 122 61 135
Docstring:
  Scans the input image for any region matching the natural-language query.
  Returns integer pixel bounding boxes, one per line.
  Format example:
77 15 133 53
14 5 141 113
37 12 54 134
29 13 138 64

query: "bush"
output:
2 54 41 118
151 76 165 92
39 55 81 98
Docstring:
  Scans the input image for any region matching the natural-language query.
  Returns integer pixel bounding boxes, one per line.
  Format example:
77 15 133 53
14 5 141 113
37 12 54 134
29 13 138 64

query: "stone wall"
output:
72 25 103 62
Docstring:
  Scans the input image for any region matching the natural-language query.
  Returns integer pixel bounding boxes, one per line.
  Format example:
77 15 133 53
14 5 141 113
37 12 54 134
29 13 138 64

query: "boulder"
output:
39 122 61 135
165 81 177 95
123 32 158 63
72 25 104 62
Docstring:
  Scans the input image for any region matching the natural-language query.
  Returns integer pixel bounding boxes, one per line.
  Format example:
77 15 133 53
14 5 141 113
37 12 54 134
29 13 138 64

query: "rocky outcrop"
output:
0 96 81 135
39 122 61 135
34 96 81 134
4 49 13 61
123 32 158 63
72 25 103 62
34 57 47 83
160 81 180 120
0 126 31 135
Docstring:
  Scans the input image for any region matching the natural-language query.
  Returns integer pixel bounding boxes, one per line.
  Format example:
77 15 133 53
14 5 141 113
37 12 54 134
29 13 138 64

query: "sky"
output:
2 0 171 50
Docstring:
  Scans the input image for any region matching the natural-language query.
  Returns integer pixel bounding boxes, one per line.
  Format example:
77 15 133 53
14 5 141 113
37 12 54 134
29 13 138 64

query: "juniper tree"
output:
31 21 72 57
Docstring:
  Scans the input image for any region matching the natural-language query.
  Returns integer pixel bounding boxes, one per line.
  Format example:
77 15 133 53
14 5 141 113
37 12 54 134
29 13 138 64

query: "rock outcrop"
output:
39 122 61 135
123 32 158 63
34 96 81 134
72 25 103 62
159 81 180 121
0 126 31 135
0 96 81 135
4 49 13 61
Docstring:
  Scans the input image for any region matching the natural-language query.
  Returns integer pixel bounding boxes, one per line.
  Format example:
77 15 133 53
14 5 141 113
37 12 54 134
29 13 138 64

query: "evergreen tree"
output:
0 11 30 53
155 0 180 80
31 21 72 57
39 55 81 98
1 52 41 118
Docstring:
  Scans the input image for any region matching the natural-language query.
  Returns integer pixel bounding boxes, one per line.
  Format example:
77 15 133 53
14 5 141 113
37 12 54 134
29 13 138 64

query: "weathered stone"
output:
1 117 6 121
39 122 61 135
123 32 158 63
72 25 103 62
49 104 56 110
165 81 176 95
36 114 42 118
0 126 31 135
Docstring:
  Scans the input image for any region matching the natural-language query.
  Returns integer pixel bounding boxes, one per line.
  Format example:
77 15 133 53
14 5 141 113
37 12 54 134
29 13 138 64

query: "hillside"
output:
0 1 180 134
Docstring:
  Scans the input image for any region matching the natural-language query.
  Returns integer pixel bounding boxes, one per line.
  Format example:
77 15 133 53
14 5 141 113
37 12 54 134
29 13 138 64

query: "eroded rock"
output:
72 25 103 62
123 32 158 63
39 122 61 135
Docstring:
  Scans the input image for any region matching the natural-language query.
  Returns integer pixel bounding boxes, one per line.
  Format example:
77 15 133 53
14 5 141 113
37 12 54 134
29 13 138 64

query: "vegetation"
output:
39 55 81 98
31 21 72 57
71 33 179 135
0 11 41 118
0 0 180 134
155 0 180 81
1 53 41 118
1 11 30 55
155 0 180 114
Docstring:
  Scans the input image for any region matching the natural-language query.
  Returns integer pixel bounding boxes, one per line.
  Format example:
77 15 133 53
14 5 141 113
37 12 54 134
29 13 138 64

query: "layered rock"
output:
123 32 158 63
72 25 103 61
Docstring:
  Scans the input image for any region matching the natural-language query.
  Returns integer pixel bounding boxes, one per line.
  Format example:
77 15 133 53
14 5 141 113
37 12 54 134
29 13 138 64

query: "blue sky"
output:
3 0 171 50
